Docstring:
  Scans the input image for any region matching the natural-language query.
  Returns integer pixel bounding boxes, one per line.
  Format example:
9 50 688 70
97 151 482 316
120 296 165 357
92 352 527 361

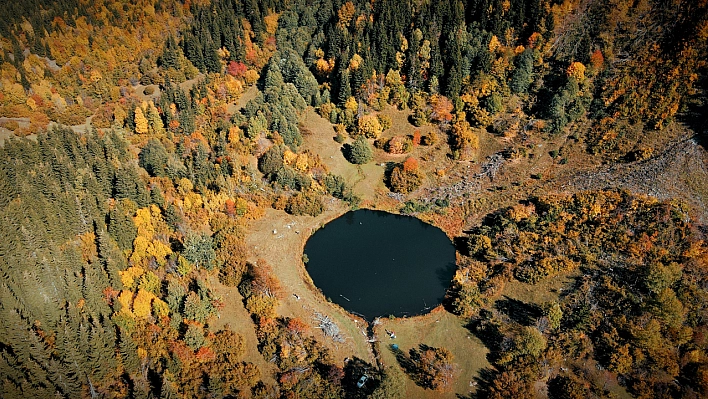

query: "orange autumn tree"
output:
406 344 457 390
389 157 425 194
429 94 454 125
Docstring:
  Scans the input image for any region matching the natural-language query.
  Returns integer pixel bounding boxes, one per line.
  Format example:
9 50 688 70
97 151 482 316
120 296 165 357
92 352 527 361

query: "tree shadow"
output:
677 57 707 150
390 344 416 376
465 310 505 354
390 343 426 389
391 343 457 390
494 296 542 326
382 161 397 191
436 261 458 289
456 367 504 399
342 356 378 398
341 143 352 161
453 236 470 256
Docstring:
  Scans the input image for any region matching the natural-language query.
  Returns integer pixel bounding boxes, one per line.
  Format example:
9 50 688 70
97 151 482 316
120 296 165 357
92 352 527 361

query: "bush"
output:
286 191 324 216
421 132 439 146
0 120 19 131
389 159 424 193
56 104 92 126
275 166 311 191
386 135 413 154
182 233 216 270
378 114 392 130
258 145 284 175
334 131 346 143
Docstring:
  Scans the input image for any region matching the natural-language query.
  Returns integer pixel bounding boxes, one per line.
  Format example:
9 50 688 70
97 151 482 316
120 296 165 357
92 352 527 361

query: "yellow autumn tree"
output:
337 1 356 28
134 106 148 134
349 53 363 70
132 289 157 318
283 149 298 166
358 113 383 138
567 61 586 81
344 96 358 112
120 266 145 290
130 205 173 266
117 290 135 317
451 114 480 161
294 153 309 171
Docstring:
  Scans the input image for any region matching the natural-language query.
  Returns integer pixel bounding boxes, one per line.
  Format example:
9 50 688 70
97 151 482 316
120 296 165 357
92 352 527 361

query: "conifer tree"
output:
134 106 149 134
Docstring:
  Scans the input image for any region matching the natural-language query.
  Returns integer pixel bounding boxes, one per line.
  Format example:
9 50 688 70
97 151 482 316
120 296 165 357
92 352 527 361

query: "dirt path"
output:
245 205 376 365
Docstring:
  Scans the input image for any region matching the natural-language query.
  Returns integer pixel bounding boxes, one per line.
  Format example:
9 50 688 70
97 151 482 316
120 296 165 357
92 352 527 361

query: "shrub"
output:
386 135 413 154
378 114 392 130
389 158 424 193
258 145 284 175
286 191 324 216
182 233 216 270
357 113 383 138
421 131 439 146
334 131 346 143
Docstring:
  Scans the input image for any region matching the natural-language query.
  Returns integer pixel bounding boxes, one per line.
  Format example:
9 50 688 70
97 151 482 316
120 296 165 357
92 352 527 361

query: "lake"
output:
304 209 456 319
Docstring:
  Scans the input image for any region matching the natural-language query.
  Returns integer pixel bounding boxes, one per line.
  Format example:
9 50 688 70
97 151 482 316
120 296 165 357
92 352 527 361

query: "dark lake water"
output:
303 209 456 319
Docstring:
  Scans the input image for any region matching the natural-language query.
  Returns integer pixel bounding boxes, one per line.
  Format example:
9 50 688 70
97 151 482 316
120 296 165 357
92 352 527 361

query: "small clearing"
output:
209 279 278 385
374 309 490 399
299 108 386 201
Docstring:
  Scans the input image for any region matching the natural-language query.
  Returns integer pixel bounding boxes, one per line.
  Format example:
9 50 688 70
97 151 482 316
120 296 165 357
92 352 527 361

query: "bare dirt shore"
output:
245 204 377 365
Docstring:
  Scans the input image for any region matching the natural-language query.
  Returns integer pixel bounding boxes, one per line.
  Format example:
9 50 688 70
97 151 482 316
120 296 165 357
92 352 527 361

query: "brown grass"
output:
242 206 376 364
299 108 386 201
209 278 278 385
374 309 490 398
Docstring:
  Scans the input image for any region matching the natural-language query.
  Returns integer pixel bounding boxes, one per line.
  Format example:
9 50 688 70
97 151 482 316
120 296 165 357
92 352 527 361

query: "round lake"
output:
304 209 456 319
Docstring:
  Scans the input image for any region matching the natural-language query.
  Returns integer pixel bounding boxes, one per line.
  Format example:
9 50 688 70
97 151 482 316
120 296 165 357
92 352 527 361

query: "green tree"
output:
183 291 212 323
510 49 535 94
184 323 206 350
108 202 137 252
139 139 169 177
346 136 373 164
182 233 216 270
258 145 284 175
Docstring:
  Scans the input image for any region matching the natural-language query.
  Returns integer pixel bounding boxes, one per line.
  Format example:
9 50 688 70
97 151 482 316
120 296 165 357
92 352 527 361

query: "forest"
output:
0 0 707 398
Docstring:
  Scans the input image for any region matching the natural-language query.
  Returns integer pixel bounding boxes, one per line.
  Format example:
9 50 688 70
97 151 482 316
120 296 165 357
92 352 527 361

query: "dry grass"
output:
209 278 278 385
374 309 490 398
299 108 387 201
243 206 376 364
227 84 259 115
500 272 575 306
